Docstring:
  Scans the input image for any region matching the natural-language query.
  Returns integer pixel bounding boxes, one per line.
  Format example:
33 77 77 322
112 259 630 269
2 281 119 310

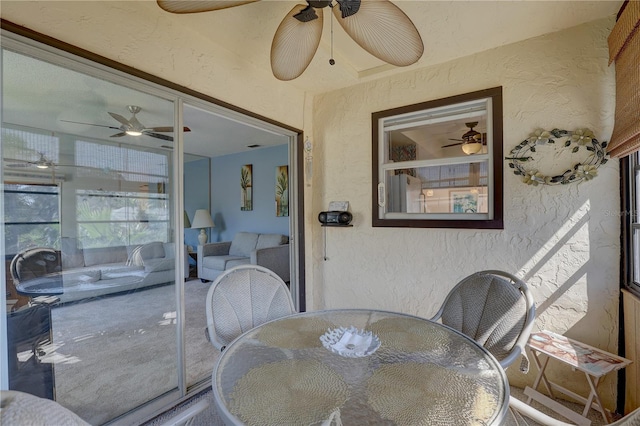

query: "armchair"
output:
197 232 289 282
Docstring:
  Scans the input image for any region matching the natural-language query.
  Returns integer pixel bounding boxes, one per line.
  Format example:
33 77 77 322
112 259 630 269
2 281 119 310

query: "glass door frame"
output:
0 20 304 424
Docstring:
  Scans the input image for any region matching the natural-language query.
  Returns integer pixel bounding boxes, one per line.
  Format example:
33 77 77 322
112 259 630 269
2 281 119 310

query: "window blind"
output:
607 0 640 158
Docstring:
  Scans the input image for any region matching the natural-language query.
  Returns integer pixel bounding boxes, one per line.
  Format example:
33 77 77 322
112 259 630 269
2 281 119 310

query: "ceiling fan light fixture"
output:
461 141 483 155
125 129 143 136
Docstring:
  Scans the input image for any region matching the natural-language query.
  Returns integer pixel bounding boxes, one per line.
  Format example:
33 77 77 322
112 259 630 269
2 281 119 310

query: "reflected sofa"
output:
197 232 290 282
11 239 189 304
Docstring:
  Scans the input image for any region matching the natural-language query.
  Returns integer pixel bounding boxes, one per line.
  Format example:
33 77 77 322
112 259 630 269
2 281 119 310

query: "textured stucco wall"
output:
309 17 621 405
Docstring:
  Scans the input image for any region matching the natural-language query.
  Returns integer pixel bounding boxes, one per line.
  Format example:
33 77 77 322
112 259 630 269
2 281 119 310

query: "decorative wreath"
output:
505 128 609 186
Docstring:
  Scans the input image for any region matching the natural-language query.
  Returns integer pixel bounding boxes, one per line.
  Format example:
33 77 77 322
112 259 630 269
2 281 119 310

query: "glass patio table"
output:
212 309 509 425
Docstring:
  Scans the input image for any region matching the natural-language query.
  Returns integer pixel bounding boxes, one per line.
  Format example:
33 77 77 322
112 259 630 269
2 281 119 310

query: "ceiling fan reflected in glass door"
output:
60 105 191 142
156 0 424 81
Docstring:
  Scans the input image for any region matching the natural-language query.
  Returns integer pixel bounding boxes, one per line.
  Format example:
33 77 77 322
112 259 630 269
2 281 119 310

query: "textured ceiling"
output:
169 0 621 93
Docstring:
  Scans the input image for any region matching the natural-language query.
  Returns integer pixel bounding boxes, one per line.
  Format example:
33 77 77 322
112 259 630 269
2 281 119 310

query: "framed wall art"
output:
241 164 253 211
275 165 289 217
449 190 478 213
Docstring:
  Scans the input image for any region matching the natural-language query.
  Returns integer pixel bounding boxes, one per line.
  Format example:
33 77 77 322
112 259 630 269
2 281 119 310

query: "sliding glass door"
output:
2 48 182 424
1 24 302 425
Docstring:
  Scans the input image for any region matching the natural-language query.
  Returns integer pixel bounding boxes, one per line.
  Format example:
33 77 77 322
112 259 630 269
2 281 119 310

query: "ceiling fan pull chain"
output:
329 4 335 66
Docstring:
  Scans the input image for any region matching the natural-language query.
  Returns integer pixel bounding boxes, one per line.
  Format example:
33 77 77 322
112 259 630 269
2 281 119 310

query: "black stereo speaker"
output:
318 211 352 225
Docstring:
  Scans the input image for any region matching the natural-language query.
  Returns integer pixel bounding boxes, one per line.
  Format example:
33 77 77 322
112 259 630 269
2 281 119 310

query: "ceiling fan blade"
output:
441 142 463 148
333 0 423 67
448 138 464 142
4 159 33 168
270 4 323 81
144 132 174 142
110 132 127 138
60 119 121 131
145 126 192 133
108 112 132 127
156 0 259 14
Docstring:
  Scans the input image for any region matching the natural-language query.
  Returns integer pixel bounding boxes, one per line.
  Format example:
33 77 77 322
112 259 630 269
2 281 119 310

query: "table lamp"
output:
191 209 214 245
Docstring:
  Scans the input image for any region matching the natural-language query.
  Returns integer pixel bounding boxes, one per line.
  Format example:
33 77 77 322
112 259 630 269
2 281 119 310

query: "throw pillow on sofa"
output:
126 241 165 266
229 232 259 257
83 246 128 267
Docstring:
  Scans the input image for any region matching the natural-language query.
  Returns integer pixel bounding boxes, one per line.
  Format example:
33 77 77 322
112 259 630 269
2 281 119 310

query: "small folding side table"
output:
525 330 632 425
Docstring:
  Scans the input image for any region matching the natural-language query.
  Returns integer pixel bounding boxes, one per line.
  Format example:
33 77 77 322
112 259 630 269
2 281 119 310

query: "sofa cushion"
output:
143 258 175 273
84 246 127 267
100 264 144 279
229 232 259 257
139 241 165 260
226 258 251 269
202 255 248 271
61 237 84 269
127 242 165 266
162 242 175 259
126 245 144 266
256 234 287 250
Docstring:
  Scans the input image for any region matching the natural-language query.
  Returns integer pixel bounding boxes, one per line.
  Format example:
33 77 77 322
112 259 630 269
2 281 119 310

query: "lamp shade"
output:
183 211 191 228
191 209 214 229
191 209 215 246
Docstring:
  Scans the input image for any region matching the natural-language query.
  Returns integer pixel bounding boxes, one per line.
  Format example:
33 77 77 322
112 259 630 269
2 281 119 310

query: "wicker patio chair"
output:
430 270 536 372
508 395 640 425
205 264 296 351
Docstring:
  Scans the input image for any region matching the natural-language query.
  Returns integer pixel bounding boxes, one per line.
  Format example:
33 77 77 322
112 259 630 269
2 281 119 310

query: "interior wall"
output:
211 144 289 242
309 17 620 405
184 157 210 249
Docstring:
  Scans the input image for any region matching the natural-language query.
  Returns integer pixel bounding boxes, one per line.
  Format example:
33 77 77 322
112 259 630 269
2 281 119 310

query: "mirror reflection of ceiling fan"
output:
441 122 487 155
4 152 60 169
61 105 191 142
4 152 68 183
156 0 424 81
3 152 131 181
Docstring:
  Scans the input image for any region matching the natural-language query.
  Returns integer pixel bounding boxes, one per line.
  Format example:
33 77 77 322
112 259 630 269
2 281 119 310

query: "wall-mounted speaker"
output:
318 211 352 225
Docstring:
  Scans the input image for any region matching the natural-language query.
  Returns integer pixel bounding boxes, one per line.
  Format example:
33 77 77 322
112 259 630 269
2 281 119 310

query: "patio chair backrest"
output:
205 264 296 351
431 270 536 372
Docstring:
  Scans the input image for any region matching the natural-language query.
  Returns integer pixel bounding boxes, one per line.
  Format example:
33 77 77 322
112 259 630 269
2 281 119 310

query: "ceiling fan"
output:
441 122 487 155
61 105 191 142
156 0 424 81
4 152 129 180
4 152 57 169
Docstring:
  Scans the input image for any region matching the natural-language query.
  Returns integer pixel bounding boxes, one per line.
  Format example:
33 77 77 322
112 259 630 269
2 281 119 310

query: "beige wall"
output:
2 1 623 410
308 17 620 404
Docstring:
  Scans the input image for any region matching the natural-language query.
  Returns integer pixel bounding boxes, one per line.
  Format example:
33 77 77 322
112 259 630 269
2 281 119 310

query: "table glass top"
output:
213 309 508 425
